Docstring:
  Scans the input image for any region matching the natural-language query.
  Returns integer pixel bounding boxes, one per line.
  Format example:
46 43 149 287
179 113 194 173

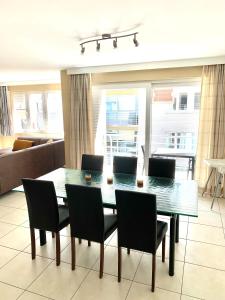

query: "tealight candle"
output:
85 174 92 181
137 178 144 188
107 176 113 184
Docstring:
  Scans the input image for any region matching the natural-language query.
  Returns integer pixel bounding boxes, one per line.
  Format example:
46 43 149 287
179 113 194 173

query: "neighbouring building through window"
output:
12 91 64 135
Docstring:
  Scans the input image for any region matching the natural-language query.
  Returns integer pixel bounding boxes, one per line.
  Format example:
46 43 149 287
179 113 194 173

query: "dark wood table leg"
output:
169 214 176 276
175 215 179 243
39 229 46 246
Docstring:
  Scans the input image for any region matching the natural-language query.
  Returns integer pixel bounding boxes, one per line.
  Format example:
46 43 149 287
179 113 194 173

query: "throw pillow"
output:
12 139 33 151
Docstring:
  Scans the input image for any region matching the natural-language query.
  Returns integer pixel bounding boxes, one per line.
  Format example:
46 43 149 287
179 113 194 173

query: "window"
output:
93 80 200 176
151 83 200 155
167 132 194 150
13 91 63 135
92 86 146 172
194 92 200 110
179 94 187 110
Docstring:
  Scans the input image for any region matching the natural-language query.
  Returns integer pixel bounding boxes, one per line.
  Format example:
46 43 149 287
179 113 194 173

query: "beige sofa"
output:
0 137 65 195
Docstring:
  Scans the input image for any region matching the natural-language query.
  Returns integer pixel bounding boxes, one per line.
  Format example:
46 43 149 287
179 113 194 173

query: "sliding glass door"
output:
92 84 147 173
92 80 200 177
150 82 200 178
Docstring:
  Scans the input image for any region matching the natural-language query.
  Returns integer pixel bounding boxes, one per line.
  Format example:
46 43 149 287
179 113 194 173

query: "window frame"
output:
12 90 63 135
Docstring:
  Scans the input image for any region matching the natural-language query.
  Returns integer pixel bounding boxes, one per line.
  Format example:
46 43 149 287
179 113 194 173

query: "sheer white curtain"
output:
92 87 106 155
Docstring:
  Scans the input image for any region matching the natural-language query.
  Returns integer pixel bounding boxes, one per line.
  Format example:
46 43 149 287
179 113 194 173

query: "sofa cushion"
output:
12 139 33 151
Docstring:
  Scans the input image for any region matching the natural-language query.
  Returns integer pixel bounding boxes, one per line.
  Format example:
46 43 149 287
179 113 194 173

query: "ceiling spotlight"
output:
79 32 139 53
81 44 85 54
113 38 117 48
133 34 139 47
96 41 100 51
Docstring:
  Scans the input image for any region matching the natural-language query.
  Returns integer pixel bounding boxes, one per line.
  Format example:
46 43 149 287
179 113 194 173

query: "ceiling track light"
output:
81 44 85 54
96 40 100 51
80 32 139 54
133 33 139 47
113 38 117 48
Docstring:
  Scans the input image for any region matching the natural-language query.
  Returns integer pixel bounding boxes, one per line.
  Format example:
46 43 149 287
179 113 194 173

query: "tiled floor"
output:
0 191 225 299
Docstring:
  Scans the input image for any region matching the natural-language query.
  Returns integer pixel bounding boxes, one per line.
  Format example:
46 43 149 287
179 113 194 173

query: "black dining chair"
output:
148 157 179 241
115 189 167 292
81 154 104 172
65 184 117 278
22 178 70 266
113 155 138 175
148 157 176 179
80 154 104 245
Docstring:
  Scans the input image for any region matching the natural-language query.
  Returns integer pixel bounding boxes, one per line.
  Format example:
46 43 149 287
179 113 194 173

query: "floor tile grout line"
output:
16 289 53 300
107 237 225 251
104 243 187 263
69 266 93 300
0 219 29 227
0 279 26 294
217 197 225 240
0 204 27 212
187 221 223 229
0 240 34 272
124 252 144 299
180 209 189 297
22 258 55 296
0 224 21 240
185 238 225 248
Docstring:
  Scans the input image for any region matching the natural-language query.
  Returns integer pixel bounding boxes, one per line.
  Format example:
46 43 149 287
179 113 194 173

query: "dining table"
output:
15 167 198 277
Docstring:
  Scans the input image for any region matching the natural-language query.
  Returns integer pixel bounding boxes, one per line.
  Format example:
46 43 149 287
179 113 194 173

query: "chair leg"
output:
118 246 122 282
52 232 55 238
30 228 36 259
88 240 91 246
79 238 82 244
55 232 60 266
127 248 130 255
99 243 104 278
176 215 179 243
162 236 166 262
151 254 156 292
71 236 76 270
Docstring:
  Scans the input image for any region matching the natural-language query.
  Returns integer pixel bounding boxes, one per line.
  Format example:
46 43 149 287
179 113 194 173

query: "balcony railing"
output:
104 132 196 172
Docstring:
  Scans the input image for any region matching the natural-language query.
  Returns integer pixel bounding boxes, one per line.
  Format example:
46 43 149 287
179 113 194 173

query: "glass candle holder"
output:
85 174 92 182
137 178 144 188
107 176 113 184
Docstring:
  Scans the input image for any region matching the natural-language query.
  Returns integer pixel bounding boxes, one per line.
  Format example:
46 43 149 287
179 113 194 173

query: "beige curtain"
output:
61 72 94 168
195 64 225 193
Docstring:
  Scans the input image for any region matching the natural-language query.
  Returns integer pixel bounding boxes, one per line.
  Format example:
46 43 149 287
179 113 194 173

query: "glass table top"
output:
15 168 198 217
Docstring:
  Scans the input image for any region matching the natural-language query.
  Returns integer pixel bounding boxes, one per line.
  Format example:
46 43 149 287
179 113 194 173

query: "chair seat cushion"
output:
156 220 168 249
58 205 70 230
104 214 117 239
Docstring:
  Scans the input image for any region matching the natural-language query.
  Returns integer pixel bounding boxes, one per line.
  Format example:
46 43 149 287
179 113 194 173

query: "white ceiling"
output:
0 0 225 84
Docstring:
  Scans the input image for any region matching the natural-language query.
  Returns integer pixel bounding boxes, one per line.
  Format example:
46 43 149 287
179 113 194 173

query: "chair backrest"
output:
115 189 157 254
113 156 137 175
65 184 105 243
22 178 59 231
148 157 175 179
81 154 104 172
